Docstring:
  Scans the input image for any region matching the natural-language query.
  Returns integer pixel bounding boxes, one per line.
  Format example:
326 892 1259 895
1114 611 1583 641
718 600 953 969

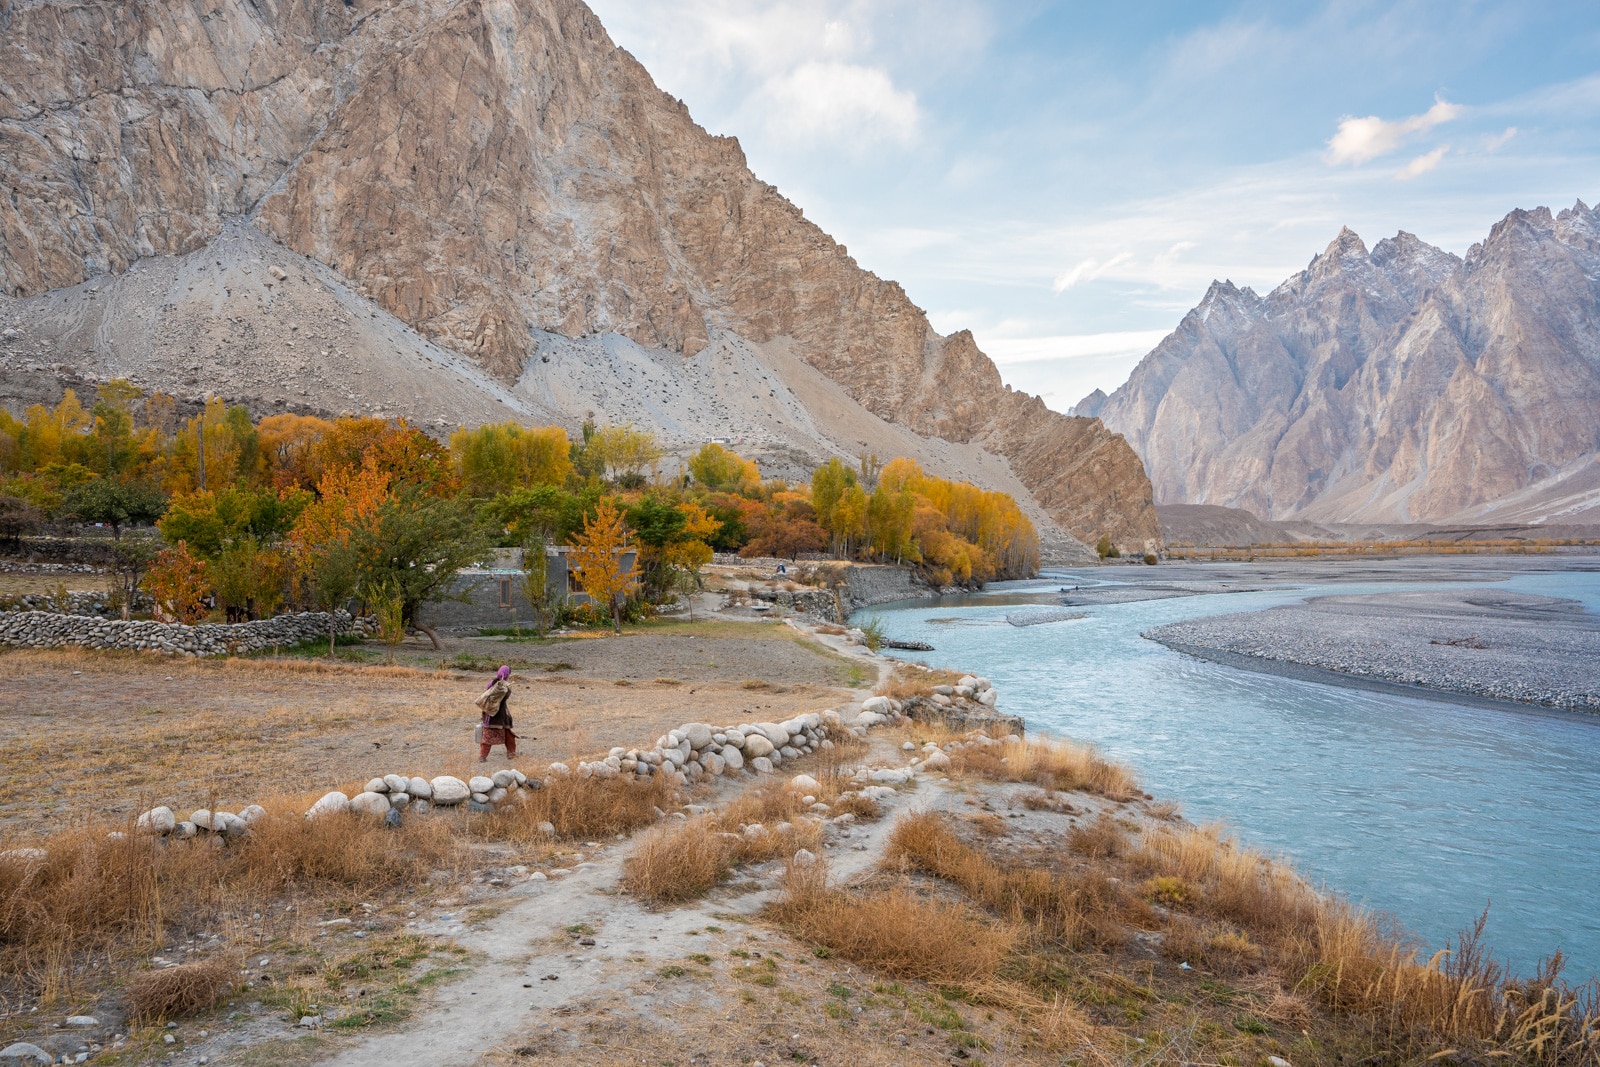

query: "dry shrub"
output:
768 859 1014 984
479 772 679 843
1144 874 1195 908
127 957 238 1020
1020 789 1077 814
623 820 732 904
949 735 1140 801
1162 917 1263 974
814 623 847 635
1133 823 1600 1062
876 665 965 703
0 806 459 1003
829 793 882 821
1067 813 1127 859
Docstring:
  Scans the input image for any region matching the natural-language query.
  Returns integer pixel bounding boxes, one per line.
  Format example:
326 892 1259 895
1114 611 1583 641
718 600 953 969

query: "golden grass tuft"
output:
622 820 732 904
768 859 1015 984
0 805 459 1004
127 957 239 1021
949 735 1140 801
875 664 966 703
474 771 679 844
1066 812 1127 859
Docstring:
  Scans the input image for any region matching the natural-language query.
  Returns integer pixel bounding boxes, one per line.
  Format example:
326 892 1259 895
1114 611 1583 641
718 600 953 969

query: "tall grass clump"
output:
767 858 1015 984
0 804 458 1004
947 734 1141 801
474 771 680 844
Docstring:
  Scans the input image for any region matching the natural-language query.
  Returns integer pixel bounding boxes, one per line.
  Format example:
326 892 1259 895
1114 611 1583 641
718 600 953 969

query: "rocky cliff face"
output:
0 0 1158 552
1089 204 1600 523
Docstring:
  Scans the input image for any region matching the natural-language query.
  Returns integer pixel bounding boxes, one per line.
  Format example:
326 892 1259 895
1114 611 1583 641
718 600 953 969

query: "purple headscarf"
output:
486 664 510 689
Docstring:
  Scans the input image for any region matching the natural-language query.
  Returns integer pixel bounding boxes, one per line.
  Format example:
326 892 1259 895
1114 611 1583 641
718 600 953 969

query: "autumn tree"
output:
60 479 167 539
589 424 661 485
451 422 573 496
687 442 760 492
348 490 491 649
145 541 210 624
568 498 637 634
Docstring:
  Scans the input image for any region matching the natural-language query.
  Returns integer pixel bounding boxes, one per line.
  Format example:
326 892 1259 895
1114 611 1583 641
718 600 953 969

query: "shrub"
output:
127 958 238 1021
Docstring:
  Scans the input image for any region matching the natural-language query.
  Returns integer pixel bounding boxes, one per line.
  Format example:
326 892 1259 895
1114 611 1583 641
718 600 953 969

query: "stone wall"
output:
0 609 375 656
842 565 936 613
0 590 152 616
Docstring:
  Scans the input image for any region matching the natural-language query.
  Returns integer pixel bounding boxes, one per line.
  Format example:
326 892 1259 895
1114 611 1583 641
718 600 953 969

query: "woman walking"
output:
475 665 518 761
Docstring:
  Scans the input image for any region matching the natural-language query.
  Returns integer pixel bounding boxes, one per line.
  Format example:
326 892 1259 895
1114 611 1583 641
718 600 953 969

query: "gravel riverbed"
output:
1145 588 1600 712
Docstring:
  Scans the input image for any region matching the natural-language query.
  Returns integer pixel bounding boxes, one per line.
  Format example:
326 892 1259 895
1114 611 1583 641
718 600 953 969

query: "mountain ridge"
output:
0 0 1159 557
1087 200 1600 524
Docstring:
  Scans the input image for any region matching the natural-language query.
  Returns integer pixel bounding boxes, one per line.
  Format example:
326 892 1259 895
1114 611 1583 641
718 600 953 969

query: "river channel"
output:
862 558 1600 981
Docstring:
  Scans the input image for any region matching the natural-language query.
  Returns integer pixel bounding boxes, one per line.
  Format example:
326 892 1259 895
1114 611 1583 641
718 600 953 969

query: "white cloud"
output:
1325 97 1463 165
979 329 1171 365
760 61 920 144
1394 145 1448 180
1482 126 1518 152
1052 253 1132 292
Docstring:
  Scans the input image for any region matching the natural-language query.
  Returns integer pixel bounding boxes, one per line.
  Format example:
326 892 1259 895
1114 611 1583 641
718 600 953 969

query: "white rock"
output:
64 1016 98 1028
213 812 246 837
547 762 570 776
978 689 998 707
973 677 992 692
305 792 349 818
860 696 891 715
471 792 491 804
491 769 516 788
0 1043 50 1064
778 745 800 760
861 785 897 801
788 774 820 793
349 792 391 819
175 821 199 838
682 723 713 749
136 806 176 835
407 776 433 798
921 750 952 773
388 791 410 810
750 756 774 775
365 777 389 794
190 809 213 831
958 675 978 689
488 786 508 803
430 777 470 806
720 731 745 750
702 752 726 776
791 849 817 867
511 769 527 785
469 775 494 794
743 734 775 758
1267 1058 1292 1067
742 823 767 838
238 804 267 826
753 722 790 747
931 693 952 706
721 746 744 771
857 711 887 727
383 774 409 794
933 685 954 696
536 821 556 835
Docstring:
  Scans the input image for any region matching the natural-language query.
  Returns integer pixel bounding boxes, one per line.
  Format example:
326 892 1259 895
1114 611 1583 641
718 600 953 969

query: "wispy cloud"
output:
1482 126 1518 152
1394 145 1448 180
1326 97 1462 165
1052 253 1132 292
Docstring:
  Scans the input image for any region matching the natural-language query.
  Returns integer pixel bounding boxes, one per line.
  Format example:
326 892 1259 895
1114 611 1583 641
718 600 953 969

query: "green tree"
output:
1095 533 1119 560
350 491 491 649
60 479 168 539
687 442 759 491
306 539 360 657
482 484 596 546
518 535 563 637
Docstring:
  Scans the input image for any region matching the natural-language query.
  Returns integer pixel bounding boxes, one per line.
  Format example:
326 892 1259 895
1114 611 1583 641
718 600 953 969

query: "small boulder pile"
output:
308 769 540 821
554 710 854 784
133 803 267 839
902 675 1023 734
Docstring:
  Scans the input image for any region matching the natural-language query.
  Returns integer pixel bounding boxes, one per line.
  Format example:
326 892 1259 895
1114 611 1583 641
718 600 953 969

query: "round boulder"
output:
721 746 744 772
787 774 820 793
349 792 391 819
407 776 433 799
491 769 517 789
430 776 470 806
469 775 494 794
306 791 350 819
743 734 775 759
753 722 790 747
750 756 774 775
682 723 714 750
383 774 410 794
136 806 176 836
238 804 268 826
365 777 389 794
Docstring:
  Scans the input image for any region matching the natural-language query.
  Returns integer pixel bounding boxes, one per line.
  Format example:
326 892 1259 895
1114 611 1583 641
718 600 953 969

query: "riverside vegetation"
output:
1 387 1040 643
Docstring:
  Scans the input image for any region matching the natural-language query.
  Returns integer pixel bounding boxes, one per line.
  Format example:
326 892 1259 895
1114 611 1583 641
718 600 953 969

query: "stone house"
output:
427 546 639 632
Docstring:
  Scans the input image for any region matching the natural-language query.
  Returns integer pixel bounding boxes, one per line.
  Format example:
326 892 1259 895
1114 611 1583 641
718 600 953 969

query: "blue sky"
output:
584 0 1600 412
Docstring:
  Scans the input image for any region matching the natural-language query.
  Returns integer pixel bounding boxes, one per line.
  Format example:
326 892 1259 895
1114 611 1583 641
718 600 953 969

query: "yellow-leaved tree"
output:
568 498 638 634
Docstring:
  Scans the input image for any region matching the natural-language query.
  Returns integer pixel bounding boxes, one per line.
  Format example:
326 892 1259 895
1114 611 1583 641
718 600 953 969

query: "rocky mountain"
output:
0 0 1159 557
1088 203 1600 523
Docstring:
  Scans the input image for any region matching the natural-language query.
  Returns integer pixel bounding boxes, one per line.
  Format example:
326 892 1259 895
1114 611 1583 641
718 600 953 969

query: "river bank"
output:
1145 587 1600 713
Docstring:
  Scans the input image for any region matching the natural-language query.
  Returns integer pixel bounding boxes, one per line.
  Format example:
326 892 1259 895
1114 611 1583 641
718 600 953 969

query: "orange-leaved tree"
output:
288 460 391 654
568 498 637 635
144 541 210 624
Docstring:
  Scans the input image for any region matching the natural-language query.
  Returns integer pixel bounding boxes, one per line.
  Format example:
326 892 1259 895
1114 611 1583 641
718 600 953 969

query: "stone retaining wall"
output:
0 609 376 656
0 590 152 616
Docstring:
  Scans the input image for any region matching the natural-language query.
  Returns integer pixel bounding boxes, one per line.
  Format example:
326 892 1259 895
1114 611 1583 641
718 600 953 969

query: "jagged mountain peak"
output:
1093 200 1600 524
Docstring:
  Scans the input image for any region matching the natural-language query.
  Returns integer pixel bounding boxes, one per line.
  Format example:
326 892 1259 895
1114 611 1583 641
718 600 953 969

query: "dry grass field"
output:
0 625 858 836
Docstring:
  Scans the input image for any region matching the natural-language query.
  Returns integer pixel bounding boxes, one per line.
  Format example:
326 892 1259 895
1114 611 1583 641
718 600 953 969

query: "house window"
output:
499 577 513 608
